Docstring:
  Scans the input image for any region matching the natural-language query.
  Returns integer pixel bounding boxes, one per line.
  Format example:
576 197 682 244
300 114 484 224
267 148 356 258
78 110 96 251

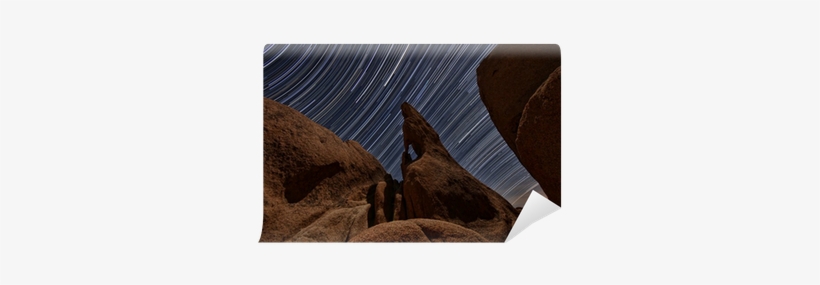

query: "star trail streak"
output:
263 44 540 207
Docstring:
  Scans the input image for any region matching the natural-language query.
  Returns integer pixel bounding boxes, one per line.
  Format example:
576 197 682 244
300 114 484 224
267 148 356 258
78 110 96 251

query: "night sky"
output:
263 44 540 207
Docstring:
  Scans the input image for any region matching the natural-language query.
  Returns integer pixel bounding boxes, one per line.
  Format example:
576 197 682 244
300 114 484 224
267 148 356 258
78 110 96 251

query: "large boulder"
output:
348 219 489 242
475 44 560 157
399 102 518 242
517 67 561 205
260 98 388 242
476 44 562 206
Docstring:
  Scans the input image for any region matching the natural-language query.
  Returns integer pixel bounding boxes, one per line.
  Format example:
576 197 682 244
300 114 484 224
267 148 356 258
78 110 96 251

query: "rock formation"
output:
517 67 561 206
476 44 562 206
372 181 389 225
349 219 488 242
260 98 389 242
366 174 402 227
476 44 561 157
399 102 519 242
261 95 534 242
392 183 405 221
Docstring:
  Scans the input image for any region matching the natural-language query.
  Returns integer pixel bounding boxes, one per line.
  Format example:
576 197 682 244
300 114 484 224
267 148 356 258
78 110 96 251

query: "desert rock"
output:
475 44 561 157
367 174 403 226
476 44 562 206
399 102 518 242
261 98 388 242
517 67 561 205
349 219 489 242
372 182 388 225
290 204 371 242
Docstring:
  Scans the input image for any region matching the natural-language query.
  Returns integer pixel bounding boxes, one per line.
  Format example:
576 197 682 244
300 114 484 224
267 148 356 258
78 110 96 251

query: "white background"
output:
1 0 818 284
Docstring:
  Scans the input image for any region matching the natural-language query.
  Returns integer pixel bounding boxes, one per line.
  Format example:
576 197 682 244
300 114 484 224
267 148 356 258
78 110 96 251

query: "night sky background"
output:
263 44 540 207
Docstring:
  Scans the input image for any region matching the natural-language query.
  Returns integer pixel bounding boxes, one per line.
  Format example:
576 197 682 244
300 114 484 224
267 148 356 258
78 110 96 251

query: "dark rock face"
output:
476 44 562 206
476 44 561 157
399 103 518 242
261 98 388 242
517 67 561 206
348 219 489 242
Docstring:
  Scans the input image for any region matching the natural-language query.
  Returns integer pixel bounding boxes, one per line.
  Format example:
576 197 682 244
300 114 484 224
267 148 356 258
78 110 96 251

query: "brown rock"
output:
393 188 405 221
372 181 388 225
260 98 388 242
385 175 403 221
517 67 561 206
476 45 562 206
348 219 489 242
367 174 402 226
476 44 560 157
290 204 370 242
399 103 518 242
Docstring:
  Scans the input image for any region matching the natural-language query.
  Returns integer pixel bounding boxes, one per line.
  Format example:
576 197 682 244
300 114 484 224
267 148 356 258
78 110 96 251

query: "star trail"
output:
263 44 540 207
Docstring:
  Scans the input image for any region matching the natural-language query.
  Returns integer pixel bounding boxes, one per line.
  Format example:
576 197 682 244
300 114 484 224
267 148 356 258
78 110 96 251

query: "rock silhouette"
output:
476 44 560 157
517 67 561 206
399 102 519 242
349 219 488 242
261 98 388 242
476 44 562 206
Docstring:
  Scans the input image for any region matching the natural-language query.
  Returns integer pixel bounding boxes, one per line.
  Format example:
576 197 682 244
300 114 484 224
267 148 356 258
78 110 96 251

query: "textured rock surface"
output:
393 189 405 221
399 102 518 242
372 182 388 225
290 204 370 242
349 219 489 242
261 98 388 242
385 175 402 221
367 174 402 226
517 67 561 206
476 44 562 206
475 44 560 157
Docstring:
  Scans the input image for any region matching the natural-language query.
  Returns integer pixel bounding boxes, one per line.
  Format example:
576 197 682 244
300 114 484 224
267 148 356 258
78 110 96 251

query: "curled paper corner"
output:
505 190 561 242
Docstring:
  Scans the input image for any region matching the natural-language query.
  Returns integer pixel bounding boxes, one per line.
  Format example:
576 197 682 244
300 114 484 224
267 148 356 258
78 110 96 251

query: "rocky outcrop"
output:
260 98 389 242
372 182 389 225
476 44 561 157
399 103 518 242
517 67 561 205
366 174 402 227
393 186 405 221
476 44 562 206
348 219 489 242
261 94 535 242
